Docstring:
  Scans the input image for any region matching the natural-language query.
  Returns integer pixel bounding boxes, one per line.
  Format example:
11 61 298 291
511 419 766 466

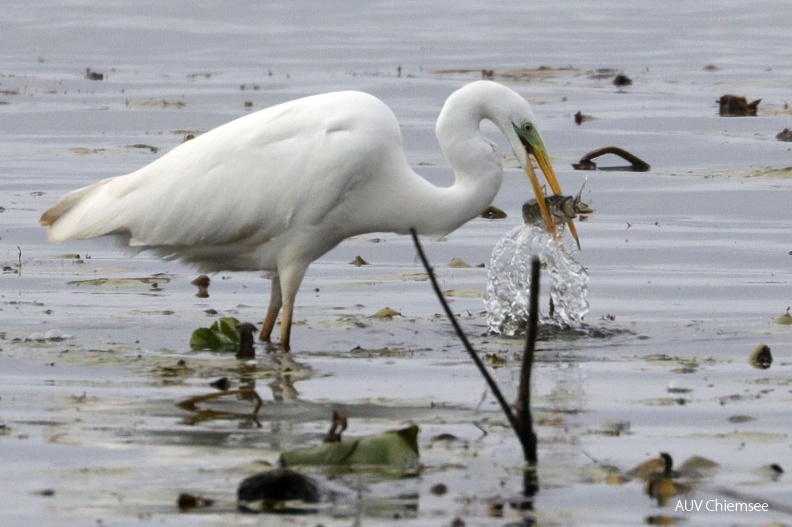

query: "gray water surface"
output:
2 2 791 525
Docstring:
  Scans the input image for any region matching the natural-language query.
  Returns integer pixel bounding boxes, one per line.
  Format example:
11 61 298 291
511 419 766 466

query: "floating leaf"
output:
626 452 673 479
444 288 483 298
190 317 240 351
480 205 507 219
773 308 792 325
217 317 241 342
374 307 401 319
727 415 756 424
69 147 107 155
190 328 226 351
280 424 419 471
677 455 720 477
67 276 170 287
448 257 472 268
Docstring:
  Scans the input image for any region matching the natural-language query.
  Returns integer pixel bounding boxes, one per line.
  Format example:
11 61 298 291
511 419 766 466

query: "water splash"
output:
484 223 589 336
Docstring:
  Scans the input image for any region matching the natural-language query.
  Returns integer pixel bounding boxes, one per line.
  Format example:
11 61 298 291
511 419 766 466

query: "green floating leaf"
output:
280 425 419 471
677 455 720 478
217 317 241 342
190 317 240 352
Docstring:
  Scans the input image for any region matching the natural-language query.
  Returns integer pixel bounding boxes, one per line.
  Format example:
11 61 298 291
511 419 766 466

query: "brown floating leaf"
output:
627 452 673 479
749 343 772 369
718 94 761 116
177 493 214 512
572 146 651 172
480 205 507 219
350 255 369 266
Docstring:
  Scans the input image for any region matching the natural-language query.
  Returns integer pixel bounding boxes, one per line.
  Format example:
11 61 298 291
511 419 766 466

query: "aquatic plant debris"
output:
190 317 241 352
485 222 589 335
718 94 760 116
237 468 321 513
749 343 772 370
279 424 420 471
572 146 651 172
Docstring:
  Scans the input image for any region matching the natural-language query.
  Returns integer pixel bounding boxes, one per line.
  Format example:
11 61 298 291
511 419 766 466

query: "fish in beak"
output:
513 122 580 249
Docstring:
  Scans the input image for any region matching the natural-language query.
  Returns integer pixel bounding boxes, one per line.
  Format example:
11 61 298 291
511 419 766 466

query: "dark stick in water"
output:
410 228 540 485
409 229 519 434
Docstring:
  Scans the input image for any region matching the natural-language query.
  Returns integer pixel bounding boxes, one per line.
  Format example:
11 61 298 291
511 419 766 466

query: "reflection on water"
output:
484 223 589 336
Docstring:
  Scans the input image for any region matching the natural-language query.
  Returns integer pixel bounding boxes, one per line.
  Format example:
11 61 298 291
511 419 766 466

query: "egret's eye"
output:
522 122 533 133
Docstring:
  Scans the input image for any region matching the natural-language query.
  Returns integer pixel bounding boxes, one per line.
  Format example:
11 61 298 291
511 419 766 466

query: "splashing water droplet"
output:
484 223 589 336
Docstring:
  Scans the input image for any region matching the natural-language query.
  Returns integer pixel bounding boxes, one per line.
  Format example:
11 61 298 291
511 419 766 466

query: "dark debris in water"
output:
209 377 231 391
236 322 257 360
84 68 104 81
191 274 211 298
574 110 594 125
718 94 760 116
613 73 632 87
237 468 321 513
572 146 651 172
749 343 772 370
126 143 160 153
177 493 214 512
776 128 792 142
480 205 507 219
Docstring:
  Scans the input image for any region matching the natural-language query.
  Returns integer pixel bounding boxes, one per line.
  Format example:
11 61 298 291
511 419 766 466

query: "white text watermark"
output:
675 499 768 513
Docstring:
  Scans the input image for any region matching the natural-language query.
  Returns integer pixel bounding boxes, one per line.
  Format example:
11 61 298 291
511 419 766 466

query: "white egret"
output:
40 80 576 350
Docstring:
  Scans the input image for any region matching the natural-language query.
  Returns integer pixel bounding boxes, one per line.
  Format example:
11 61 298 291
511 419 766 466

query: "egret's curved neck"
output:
403 89 510 236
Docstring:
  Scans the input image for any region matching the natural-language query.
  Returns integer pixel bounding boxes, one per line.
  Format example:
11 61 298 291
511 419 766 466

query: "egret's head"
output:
510 119 580 248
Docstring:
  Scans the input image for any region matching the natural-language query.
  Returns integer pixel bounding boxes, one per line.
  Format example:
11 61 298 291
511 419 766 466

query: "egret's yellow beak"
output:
513 123 580 249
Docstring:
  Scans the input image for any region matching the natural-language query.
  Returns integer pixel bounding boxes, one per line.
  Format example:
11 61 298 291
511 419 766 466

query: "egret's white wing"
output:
44 92 403 267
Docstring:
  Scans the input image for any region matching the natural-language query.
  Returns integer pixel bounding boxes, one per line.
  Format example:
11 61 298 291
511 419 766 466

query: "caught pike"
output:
522 185 593 228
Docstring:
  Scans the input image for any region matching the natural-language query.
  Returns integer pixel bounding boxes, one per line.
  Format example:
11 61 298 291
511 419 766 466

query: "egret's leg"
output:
279 304 294 351
276 263 308 352
259 276 282 342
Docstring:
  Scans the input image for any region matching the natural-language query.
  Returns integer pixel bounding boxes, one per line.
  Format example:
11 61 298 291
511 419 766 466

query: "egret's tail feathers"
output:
39 178 130 243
